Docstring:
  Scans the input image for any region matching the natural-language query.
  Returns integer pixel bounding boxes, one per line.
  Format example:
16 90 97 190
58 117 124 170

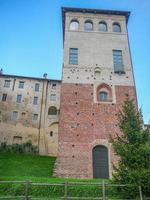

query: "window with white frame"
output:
18 81 25 89
84 20 93 31
113 23 121 33
16 94 22 103
12 111 19 120
99 21 107 32
33 96 38 105
4 80 11 88
2 93 7 102
69 48 78 65
70 20 79 31
113 50 124 73
35 83 40 92
33 114 38 121
50 94 56 101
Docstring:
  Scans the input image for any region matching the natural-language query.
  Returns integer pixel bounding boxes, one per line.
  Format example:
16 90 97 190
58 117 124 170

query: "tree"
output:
111 97 150 197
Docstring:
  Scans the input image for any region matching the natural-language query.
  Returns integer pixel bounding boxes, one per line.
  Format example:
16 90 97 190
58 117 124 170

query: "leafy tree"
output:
111 97 150 197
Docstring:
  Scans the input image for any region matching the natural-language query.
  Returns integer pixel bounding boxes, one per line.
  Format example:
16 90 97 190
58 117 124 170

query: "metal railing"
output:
0 180 148 200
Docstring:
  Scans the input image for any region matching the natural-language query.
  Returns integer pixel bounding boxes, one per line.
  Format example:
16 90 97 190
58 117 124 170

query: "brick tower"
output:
54 7 137 179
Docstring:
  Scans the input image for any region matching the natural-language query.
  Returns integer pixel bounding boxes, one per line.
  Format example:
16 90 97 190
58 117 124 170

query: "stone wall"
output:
0 75 61 156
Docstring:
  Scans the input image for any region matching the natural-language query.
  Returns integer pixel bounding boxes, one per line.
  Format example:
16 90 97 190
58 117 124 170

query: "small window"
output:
16 94 22 103
22 112 26 116
18 81 24 89
48 106 57 115
50 94 56 101
12 111 18 120
13 136 22 144
33 97 38 105
97 84 112 102
2 94 7 102
50 131 53 137
69 48 78 65
113 50 124 73
85 20 93 31
113 23 121 33
33 114 38 121
70 20 79 31
4 80 11 88
52 83 56 90
99 22 107 32
99 91 108 101
35 83 40 92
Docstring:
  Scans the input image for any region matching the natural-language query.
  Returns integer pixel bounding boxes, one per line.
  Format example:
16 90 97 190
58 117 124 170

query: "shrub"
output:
0 141 38 154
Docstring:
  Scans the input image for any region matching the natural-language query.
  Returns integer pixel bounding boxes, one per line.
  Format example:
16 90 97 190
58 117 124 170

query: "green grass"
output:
0 153 106 183
0 153 56 180
0 153 127 199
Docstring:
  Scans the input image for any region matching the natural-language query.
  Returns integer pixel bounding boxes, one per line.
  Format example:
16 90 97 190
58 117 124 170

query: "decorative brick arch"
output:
96 83 112 102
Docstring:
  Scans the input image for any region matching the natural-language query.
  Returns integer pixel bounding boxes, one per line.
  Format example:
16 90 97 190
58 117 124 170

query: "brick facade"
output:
54 84 137 178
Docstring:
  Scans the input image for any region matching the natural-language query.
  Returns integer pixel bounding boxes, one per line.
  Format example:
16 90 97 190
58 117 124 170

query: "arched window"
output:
97 83 112 102
99 91 108 101
99 21 107 32
84 20 93 31
48 106 57 115
70 20 79 31
113 23 121 33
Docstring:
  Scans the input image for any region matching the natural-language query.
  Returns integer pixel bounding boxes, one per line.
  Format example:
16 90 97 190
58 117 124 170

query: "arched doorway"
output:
93 145 109 178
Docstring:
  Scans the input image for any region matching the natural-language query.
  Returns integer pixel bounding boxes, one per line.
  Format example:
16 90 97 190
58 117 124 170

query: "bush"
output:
0 141 38 154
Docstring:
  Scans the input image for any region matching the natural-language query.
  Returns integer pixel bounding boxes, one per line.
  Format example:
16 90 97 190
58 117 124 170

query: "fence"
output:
0 180 149 200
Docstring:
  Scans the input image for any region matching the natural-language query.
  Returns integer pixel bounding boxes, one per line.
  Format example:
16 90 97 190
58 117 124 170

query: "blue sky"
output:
0 0 150 123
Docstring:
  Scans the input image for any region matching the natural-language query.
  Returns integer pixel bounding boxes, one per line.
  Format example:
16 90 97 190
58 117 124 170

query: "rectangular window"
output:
35 83 40 92
4 80 11 88
33 96 38 105
2 94 7 102
52 83 56 90
12 111 18 120
69 48 78 65
50 94 56 101
13 136 22 144
33 114 38 121
18 81 24 89
113 50 124 73
16 94 22 103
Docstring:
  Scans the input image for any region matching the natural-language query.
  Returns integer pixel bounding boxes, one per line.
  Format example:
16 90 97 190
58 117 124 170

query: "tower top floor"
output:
62 7 130 40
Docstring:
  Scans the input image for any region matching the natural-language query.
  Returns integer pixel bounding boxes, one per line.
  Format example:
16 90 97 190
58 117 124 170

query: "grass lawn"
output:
0 153 136 199
0 153 105 183
0 153 116 199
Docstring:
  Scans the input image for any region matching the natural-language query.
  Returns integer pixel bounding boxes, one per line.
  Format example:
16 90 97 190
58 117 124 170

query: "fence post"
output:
64 182 68 200
139 186 143 200
25 180 30 200
102 180 106 200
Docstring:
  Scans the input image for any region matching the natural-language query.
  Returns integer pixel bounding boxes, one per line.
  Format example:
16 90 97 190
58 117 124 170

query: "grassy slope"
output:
0 153 56 181
0 153 125 199
0 153 105 183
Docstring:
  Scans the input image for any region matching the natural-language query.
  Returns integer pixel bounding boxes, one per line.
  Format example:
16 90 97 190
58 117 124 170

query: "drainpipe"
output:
38 80 45 154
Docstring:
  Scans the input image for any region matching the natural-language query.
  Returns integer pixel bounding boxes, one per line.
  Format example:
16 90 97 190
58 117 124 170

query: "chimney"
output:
0 68 3 75
43 73 48 79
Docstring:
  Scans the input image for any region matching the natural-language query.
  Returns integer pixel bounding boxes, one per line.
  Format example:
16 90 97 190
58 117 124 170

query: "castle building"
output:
0 74 61 156
54 7 137 179
0 7 138 179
